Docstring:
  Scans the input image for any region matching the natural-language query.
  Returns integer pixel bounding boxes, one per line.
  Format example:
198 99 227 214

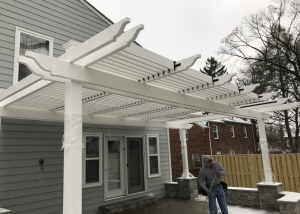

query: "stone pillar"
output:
177 177 198 199
257 182 282 211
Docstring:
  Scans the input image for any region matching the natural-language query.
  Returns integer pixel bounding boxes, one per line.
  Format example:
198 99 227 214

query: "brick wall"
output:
169 121 255 179
209 122 256 155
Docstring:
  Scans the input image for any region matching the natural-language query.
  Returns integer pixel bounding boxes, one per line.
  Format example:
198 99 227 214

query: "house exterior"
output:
169 118 256 179
0 1 173 213
0 0 297 213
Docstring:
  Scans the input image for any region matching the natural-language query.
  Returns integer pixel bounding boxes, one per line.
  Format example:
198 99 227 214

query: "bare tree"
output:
220 0 300 152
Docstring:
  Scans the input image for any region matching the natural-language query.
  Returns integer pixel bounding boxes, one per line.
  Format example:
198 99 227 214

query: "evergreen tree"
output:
200 57 228 77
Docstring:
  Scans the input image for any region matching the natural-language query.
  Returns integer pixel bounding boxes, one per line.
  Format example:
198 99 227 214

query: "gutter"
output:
252 122 257 154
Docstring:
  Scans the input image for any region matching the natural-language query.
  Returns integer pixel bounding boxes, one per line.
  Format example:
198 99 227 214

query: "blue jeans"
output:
208 185 228 214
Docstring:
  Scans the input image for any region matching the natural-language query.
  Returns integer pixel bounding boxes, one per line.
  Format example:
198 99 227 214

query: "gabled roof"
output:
80 0 114 25
196 117 252 128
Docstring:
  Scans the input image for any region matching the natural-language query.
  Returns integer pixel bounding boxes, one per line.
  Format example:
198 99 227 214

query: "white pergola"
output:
0 18 299 214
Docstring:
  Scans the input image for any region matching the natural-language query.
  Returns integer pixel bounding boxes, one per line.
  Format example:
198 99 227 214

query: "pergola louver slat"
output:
19 51 270 120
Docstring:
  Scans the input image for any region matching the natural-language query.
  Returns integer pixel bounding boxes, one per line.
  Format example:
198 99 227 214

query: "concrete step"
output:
99 195 157 214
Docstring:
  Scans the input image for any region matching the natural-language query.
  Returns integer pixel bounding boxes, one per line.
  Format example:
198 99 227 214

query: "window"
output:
243 126 248 138
147 134 161 178
13 27 53 84
230 125 235 138
246 149 250 154
212 125 219 139
216 150 221 155
83 134 102 188
229 149 235 155
185 129 188 140
192 153 201 169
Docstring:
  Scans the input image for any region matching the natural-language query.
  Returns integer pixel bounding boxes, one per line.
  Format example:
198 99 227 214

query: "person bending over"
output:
198 155 228 214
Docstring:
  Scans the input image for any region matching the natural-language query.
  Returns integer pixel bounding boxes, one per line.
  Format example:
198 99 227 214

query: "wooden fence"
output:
210 154 300 193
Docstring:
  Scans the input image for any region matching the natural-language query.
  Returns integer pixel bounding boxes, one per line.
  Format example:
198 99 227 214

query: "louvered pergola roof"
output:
0 17 298 128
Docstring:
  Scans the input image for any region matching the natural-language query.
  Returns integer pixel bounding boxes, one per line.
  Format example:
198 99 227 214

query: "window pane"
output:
214 132 218 138
86 136 99 158
19 33 49 56
150 156 159 174
86 160 99 184
108 141 121 190
18 64 32 81
19 33 50 81
149 137 157 154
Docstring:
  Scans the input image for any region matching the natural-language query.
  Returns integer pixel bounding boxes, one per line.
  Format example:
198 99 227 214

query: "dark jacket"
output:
198 155 226 191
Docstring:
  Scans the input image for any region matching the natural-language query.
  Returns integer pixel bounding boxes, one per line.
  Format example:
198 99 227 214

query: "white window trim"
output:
243 126 248 138
83 133 103 188
212 125 219 139
216 150 221 155
230 125 235 138
229 149 235 155
13 27 54 84
146 134 161 178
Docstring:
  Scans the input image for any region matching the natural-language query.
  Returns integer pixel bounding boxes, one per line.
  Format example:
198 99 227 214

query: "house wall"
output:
0 0 110 89
209 122 255 155
169 125 210 180
0 118 171 214
169 122 255 179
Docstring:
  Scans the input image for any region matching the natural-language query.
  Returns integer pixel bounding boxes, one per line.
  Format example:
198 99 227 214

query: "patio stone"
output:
99 195 157 214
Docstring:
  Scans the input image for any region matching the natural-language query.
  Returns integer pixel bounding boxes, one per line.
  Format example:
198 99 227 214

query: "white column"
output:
257 119 273 183
63 41 83 214
179 129 189 179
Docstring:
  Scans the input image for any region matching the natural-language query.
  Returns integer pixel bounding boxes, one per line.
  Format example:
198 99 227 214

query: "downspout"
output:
167 128 173 182
252 123 257 154
208 122 212 155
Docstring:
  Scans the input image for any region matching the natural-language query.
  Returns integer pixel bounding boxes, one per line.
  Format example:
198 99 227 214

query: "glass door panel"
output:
104 137 125 199
108 141 121 190
127 138 145 194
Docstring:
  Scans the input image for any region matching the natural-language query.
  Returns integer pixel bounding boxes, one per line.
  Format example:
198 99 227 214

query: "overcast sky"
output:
87 0 274 72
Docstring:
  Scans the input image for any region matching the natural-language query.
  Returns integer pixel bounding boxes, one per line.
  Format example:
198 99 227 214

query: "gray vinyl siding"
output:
0 0 110 89
0 119 171 214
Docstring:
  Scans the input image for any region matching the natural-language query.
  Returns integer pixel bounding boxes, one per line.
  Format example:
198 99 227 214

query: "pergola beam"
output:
75 24 144 67
138 55 201 83
258 102 300 112
178 72 236 94
0 106 192 129
21 52 269 120
65 18 130 63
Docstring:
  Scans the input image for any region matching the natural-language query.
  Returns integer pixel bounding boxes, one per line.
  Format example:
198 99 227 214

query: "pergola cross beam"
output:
138 55 201 83
178 72 236 94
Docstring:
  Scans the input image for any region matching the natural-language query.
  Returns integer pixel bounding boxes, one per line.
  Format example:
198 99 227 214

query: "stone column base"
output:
165 182 178 198
177 177 198 199
257 182 282 211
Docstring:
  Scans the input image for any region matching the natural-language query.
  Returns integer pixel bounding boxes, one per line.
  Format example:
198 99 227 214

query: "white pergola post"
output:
257 118 273 183
179 129 189 178
63 42 83 214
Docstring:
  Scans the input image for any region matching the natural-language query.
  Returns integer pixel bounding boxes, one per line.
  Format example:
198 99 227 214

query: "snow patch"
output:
278 191 300 203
